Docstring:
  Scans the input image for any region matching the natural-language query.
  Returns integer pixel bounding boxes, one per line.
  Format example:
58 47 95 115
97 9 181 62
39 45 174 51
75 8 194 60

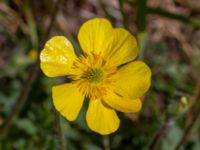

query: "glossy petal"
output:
52 83 84 121
103 91 142 113
86 99 120 135
104 28 138 67
116 61 151 99
78 18 113 54
40 36 77 77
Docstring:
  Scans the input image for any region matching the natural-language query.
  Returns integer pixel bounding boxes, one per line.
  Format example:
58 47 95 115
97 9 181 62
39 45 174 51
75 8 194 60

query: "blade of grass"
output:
24 1 38 48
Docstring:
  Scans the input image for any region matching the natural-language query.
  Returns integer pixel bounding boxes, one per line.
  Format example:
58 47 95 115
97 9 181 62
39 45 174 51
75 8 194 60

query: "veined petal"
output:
86 99 120 135
116 61 151 99
103 91 142 113
40 36 77 77
52 83 84 121
104 28 138 67
78 18 113 54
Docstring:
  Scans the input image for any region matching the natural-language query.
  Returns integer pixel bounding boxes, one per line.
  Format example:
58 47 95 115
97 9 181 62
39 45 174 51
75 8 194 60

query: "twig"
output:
148 118 173 150
54 110 65 150
0 0 63 138
175 106 200 150
175 81 200 150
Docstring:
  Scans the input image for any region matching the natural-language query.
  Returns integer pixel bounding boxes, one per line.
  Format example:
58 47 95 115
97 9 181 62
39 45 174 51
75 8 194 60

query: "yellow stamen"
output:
70 52 117 99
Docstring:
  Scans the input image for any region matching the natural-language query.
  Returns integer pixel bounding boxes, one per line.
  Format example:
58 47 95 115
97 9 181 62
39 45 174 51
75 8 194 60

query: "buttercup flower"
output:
40 18 151 135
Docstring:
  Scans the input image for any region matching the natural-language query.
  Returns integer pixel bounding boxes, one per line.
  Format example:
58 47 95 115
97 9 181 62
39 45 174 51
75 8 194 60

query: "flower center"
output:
86 68 104 83
70 52 117 99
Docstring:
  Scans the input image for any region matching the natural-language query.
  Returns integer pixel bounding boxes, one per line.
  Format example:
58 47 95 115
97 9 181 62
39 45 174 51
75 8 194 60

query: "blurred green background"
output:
0 0 200 149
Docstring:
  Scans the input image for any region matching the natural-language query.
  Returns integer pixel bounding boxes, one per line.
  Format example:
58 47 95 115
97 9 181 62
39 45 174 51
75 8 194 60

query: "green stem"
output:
54 111 65 150
103 136 110 150
136 0 148 59
24 1 38 48
147 7 200 29
137 0 148 32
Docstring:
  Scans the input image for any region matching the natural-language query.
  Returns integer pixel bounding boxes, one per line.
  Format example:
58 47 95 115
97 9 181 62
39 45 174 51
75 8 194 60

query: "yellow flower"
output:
40 18 151 135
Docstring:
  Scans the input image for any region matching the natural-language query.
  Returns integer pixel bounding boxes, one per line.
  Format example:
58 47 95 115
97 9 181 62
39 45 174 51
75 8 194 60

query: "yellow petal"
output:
104 28 138 67
103 91 142 113
86 99 120 135
40 36 77 77
116 61 151 99
78 18 113 54
52 83 84 121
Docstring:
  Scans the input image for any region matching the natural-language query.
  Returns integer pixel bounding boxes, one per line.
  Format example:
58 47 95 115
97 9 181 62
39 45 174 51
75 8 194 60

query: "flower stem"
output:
54 110 65 150
103 136 110 150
